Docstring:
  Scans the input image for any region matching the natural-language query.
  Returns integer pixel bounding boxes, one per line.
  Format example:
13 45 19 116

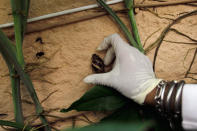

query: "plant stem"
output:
1 53 24 124
14 16 25 68
9 1 51 130
97 0 143 52
9 0 28 125
10 0 26 68
39 115 51 131
0 27 24 124
125 0 144 52
0 29 51 130
9 69 24 124
10 18 24 123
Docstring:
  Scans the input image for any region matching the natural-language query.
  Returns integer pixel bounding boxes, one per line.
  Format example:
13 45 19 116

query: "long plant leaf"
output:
65 121 153 131
96 0 144 53
61 85 130 112
0 28 24 123
100 102 141 123
124 0 143 51
1 53 23 123
0 29 51 130
141 106 172 131
0 31 42 111
0 29 43 117
101 104 172 131
0 120 34 131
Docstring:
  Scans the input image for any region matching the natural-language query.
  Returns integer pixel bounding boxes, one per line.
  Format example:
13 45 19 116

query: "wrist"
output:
144 87 157 106
132 79 162 105
144 80 185 130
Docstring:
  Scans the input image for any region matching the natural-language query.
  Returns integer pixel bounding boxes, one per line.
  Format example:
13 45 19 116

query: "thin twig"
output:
163 40 197 45
133 0 197 8
185 3 197 7
143 28 161 47
185 48 197 78
187 76 197 81
170 28 197 42
188 72 197 75
182 48 196 70
40 113 91 126
43 114 93 125
72 117 76 128
82 114 95 124
41 90 58 104
144 8 174 20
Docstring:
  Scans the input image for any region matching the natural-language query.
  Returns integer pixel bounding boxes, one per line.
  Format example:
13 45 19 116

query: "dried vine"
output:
144 9 197 71
185 48 197 78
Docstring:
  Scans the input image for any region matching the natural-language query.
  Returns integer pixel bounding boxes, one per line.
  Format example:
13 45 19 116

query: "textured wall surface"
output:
0 0 197 130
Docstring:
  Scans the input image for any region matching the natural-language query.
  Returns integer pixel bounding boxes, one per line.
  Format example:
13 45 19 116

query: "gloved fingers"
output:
104 47 115 66
97 33 123 52
84 73 112 86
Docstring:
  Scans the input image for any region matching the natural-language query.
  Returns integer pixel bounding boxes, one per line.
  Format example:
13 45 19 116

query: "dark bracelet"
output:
154 80 185 130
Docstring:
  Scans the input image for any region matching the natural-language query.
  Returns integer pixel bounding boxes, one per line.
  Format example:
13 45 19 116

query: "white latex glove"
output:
84 34 162 104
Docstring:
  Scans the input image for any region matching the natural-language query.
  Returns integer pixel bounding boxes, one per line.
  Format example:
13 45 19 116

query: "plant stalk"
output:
1 53 24 124
97 0 144 52
124 0 144 52
9 0 28 124
9 70 24 124
0 27 24 124
0 29 51 130
10 0 51 128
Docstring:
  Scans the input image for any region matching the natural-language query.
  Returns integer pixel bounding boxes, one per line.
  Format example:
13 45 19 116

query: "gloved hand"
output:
84 33 162 104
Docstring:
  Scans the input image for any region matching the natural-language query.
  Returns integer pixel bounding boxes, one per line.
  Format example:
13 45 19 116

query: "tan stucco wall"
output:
0 0 197 130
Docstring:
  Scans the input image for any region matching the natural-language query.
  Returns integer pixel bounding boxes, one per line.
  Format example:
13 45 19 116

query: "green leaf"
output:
64 121 153 131
100 102 141 123
142 106 172 131
101 104 172 131
61 85 130 112
0 30 16 54
0 120 34 131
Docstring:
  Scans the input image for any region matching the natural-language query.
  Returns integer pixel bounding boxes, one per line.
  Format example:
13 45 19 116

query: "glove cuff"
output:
131 79 162 104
